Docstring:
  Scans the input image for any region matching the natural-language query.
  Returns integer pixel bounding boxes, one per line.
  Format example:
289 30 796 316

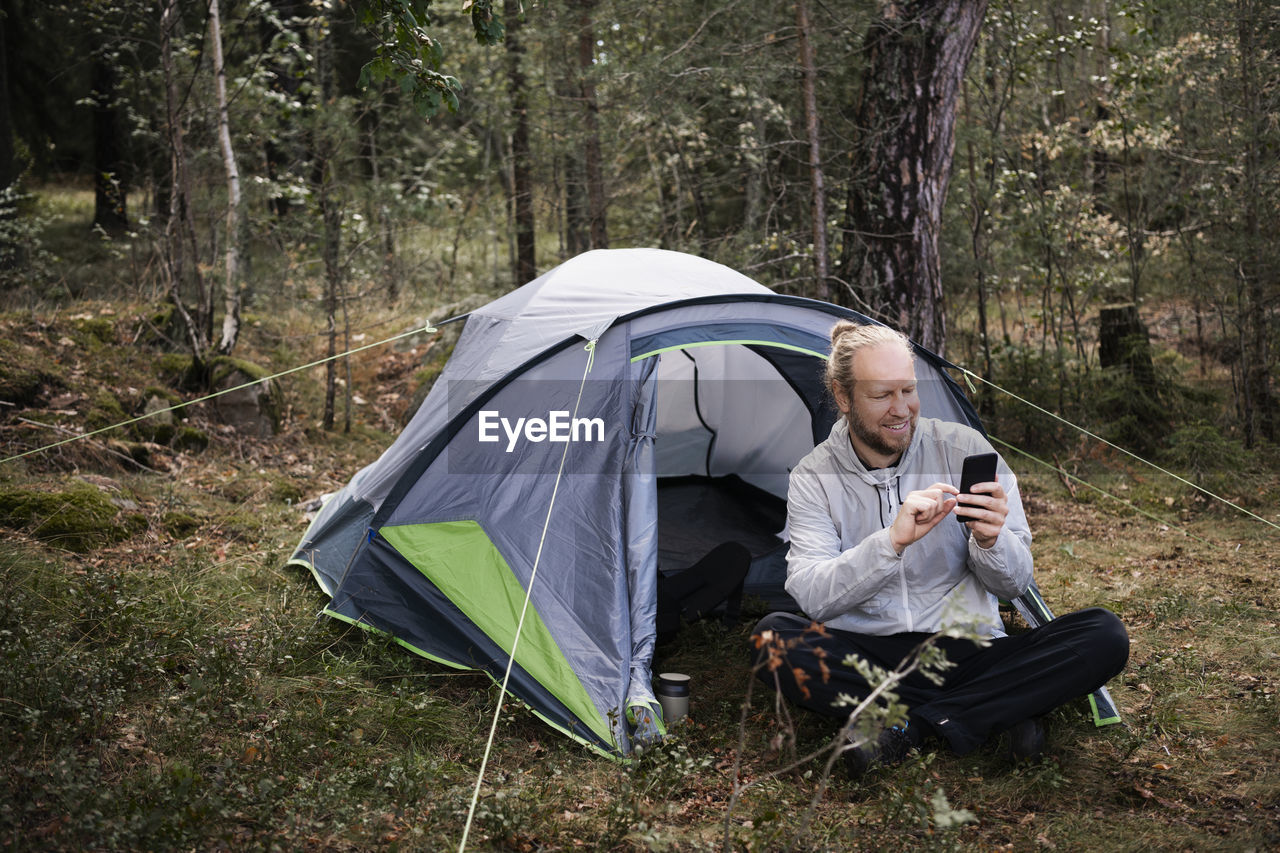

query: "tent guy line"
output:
3 319 1270 540
957 366 1280 535
0 322 439 467
458 338 598 853
984 434 1210 545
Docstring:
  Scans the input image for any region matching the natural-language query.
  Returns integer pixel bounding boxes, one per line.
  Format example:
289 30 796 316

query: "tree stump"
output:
1099 303 1156 387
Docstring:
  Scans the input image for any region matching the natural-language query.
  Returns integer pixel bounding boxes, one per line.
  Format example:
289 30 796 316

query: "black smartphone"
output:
957 452 998 520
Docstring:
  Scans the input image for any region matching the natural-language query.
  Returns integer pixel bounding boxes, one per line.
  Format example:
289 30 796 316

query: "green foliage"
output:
356 0 504 117
980 335 1234 460
0 185 55 293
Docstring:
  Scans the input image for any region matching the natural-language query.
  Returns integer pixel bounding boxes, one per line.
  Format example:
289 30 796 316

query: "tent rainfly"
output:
288 248 1118 758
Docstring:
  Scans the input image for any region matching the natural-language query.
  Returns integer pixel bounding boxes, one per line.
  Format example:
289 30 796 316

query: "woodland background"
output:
1 0 1276 451
0 0 1277 850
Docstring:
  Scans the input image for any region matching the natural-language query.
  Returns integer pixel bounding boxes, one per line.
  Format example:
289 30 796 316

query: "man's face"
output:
834 342 920 467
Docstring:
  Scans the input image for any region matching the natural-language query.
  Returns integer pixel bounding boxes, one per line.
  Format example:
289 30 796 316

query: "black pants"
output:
751 607 1129 755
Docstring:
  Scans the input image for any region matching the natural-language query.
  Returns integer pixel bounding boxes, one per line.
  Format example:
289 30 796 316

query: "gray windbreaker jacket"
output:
784 416 1034 638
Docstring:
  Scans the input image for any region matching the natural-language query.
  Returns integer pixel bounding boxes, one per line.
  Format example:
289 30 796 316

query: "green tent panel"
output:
381 520 613 747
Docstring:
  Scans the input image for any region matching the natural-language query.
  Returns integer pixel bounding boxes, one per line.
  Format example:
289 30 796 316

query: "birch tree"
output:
209 0 243 356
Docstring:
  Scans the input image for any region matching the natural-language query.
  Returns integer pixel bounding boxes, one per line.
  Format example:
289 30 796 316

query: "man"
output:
752 321 1128 774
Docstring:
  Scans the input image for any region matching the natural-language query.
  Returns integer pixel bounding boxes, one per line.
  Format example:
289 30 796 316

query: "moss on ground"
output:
72 315 115 344
269 476 304 504
161 510 201 537
85 390 127 433
171 426 209 453
0 338 63 406
0 483 145 551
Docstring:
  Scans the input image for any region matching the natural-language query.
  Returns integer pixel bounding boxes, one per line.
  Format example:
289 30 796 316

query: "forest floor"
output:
1 290 1278 851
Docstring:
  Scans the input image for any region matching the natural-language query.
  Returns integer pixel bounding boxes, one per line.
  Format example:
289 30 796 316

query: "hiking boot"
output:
842 724 914 779
1007 717 1046 764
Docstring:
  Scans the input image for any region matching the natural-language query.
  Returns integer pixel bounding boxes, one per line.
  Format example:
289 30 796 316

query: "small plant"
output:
0 183 54 293
725 623 980 851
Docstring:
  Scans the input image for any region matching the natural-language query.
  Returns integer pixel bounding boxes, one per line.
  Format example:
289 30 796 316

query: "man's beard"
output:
848 410 916 462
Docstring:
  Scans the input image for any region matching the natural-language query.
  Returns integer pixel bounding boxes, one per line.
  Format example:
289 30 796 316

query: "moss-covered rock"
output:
142 386 186 412
131 390 185 444
209 356 282 437
0 484 146 551
269 477 304 504
171 426 209 454
155 353 202 391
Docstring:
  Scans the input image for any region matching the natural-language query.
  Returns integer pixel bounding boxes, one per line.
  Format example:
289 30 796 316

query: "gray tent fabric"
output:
288 248 1024 758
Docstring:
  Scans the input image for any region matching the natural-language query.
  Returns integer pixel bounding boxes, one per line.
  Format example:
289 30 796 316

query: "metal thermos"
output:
655 672 690 724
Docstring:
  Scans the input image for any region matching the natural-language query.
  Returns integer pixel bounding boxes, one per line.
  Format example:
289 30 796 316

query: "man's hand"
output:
955 480 1009 549
890 483 959 555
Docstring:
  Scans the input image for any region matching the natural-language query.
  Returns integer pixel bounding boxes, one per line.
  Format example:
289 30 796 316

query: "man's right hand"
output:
889 482 959 555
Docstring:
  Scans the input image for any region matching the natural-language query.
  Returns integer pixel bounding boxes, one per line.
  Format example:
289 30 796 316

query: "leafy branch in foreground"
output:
726 624 981 851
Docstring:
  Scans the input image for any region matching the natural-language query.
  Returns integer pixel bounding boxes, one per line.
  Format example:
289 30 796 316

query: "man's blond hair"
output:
824 320 914 398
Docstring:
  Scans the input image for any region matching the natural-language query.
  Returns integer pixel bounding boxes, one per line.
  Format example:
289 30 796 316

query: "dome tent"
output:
288 248 1116 758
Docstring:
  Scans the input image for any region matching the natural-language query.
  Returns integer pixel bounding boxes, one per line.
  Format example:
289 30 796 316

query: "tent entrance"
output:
656 474 795 612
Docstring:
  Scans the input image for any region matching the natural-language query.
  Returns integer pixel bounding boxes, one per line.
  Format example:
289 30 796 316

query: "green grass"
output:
2 499 1277 850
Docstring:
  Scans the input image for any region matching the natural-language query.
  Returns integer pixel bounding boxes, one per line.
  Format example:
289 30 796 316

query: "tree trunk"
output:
0 5 16 273
838 0 988 354
263 0 306 219
796 0 828 300
161 0 209 366
965 130 994 417
321 177 340 432
1099 303 1155 388
316 15 342 431
210 0 242 356
91 54 129 233
1236 0 1275 445
574 0 608 249
505 0 536 284
367 126 398 302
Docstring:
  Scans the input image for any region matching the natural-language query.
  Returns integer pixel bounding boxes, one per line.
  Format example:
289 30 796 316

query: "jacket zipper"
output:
886 477 914 632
